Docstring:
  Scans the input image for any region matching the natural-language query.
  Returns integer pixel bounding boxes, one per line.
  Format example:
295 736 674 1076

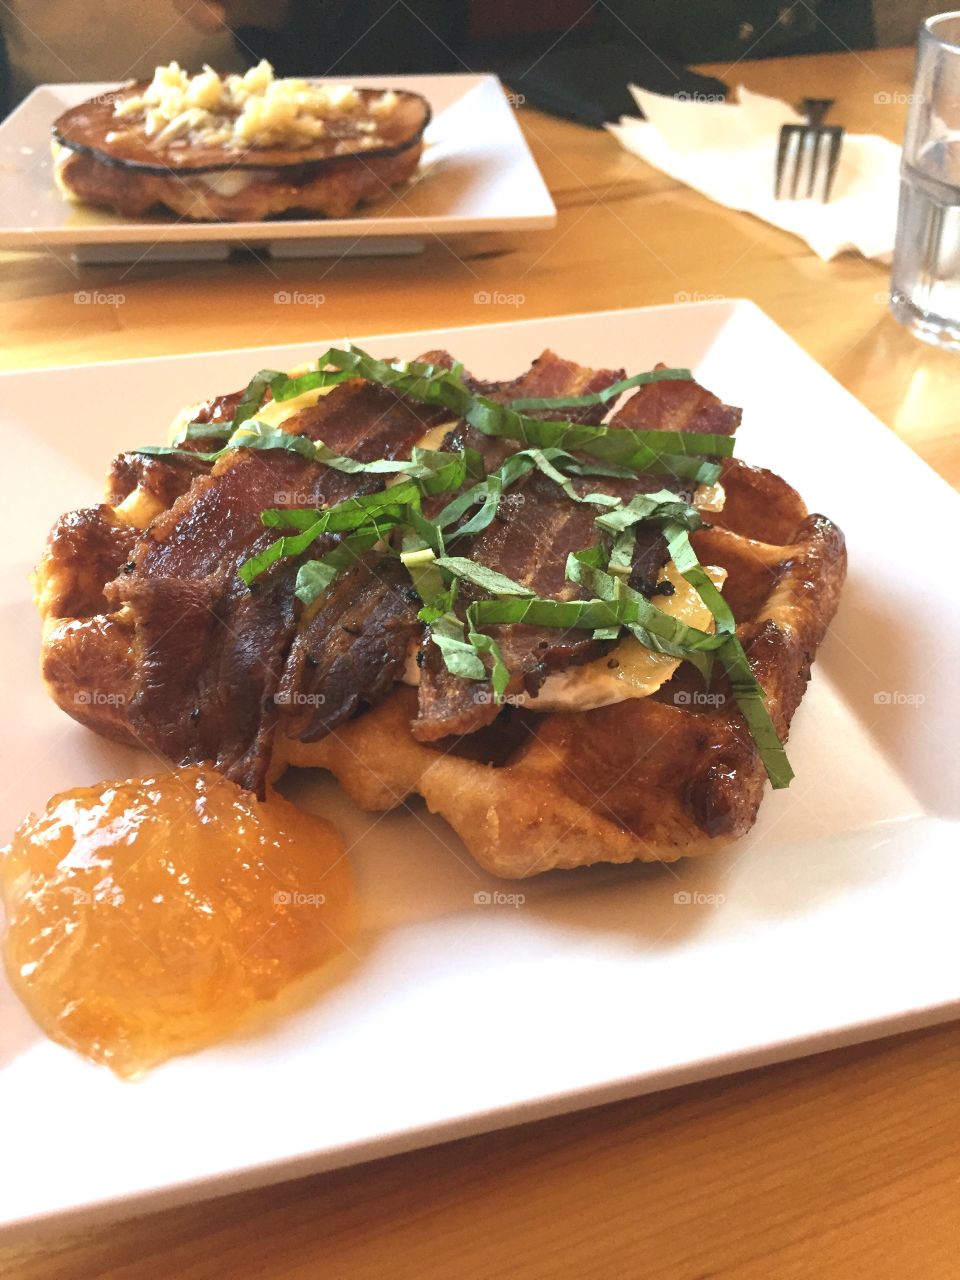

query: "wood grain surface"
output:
1 45 959 1280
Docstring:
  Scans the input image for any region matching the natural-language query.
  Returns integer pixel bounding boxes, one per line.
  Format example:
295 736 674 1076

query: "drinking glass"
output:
889 11 960 350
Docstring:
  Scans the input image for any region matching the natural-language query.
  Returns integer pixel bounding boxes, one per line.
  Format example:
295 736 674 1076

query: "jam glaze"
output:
0 767 354 1077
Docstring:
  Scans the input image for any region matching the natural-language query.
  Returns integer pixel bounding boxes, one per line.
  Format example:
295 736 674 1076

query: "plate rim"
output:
5 998 956 1242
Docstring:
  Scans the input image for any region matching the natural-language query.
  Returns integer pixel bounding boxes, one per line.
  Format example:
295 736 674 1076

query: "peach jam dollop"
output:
0 767 354 1077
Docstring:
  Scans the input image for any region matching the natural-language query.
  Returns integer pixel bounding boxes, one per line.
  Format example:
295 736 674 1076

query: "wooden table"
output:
3 46 960 1280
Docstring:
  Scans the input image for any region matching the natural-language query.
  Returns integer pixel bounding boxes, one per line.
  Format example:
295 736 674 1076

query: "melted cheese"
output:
413 421 458 452
50 140 71 195
164 376 337 446
694 481 726 512
165 399 204 445
198 170 255 197
113 487 165 530
252 381 338 430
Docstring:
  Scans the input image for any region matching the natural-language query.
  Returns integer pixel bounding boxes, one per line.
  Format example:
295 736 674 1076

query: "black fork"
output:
775 98 844 203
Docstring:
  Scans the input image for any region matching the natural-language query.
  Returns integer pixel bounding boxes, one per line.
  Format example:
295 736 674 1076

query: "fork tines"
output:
775 123 844 203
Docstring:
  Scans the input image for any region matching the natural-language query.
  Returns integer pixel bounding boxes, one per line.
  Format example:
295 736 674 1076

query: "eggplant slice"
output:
52 83 431 221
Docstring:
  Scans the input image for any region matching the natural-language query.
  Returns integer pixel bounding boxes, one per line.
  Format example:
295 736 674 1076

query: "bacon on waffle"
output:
35 349 845 877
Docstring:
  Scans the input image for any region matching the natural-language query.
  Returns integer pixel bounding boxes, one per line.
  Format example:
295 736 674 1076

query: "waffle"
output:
35 351 846 879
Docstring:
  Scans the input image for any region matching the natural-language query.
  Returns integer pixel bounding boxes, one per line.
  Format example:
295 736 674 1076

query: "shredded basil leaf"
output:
239 518 327 586
454 544 772 789
715 639 793 788
239 456 479 588
596 489 703 535
524 448 622 508
434 447 626 541
406 445 485 497
140 345 730 488
171 421 233 447
229 362 353 427
400 541 446 605
233 368 284 427
229 421 421 475
506 366 692 412
228 421 318 460
662 521 735 636
295 529 385 606
435 473 504 536
434 449 538 536
266 367 351 404
240 487 413 586
133 445 225 462
467 630 512 699
405 506 446 558
566 549 719 676
607 528 636 581
434 556 534 598
429 610 486 681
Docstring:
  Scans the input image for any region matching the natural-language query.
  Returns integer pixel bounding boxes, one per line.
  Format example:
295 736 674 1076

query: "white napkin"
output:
607 85 901 262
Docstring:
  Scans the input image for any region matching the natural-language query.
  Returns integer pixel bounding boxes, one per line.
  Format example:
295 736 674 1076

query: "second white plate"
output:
0 72 556 258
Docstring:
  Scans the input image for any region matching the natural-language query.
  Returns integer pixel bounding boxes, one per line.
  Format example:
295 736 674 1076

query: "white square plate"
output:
1 301 957 1235
0 73 555 257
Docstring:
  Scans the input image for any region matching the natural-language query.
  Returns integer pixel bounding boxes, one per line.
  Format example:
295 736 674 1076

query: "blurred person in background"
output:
0 0 950 116
0 1 245 111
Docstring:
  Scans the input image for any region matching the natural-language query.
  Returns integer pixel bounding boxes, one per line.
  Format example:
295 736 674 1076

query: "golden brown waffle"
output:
272 456 846 877
36 359 845 880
